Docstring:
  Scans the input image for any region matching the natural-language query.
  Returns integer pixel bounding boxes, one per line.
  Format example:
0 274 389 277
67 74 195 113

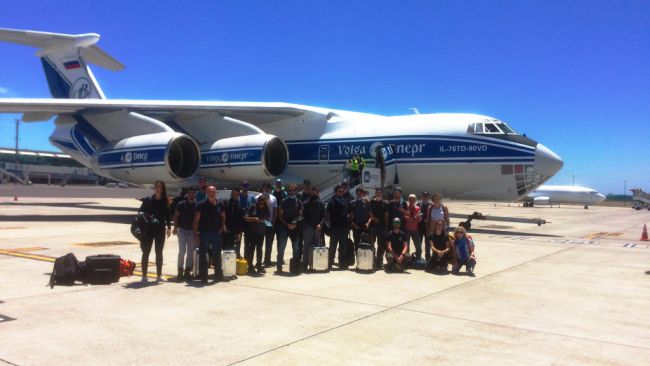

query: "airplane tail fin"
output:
0 28 124 99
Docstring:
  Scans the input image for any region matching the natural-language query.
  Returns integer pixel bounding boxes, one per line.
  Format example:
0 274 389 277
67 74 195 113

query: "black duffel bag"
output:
130 212 150 241
48 253 80 288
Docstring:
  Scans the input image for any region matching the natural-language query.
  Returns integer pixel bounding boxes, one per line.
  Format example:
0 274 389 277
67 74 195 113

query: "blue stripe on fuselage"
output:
285 135 535 164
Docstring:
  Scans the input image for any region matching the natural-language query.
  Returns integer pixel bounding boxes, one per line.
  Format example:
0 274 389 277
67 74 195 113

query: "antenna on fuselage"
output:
408 107 420 115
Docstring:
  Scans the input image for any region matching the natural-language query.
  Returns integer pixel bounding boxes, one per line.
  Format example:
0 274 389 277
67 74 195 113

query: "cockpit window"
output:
484 123 501 133
498 123 516 134
474 123 484 133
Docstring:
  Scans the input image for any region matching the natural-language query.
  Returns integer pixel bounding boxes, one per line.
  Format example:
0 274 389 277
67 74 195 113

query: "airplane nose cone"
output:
535 143 563 177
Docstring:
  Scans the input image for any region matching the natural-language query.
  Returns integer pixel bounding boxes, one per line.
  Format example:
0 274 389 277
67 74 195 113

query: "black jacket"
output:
303 197 325 228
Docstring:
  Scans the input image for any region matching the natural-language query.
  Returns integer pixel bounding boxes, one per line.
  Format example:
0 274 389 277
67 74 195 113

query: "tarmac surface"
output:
1 184 649 365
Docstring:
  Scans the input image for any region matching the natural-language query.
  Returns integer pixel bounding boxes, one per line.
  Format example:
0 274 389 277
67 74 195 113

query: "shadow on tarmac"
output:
0 201 139 212
123 281 162 289
467 228 561 237
0 214 133 224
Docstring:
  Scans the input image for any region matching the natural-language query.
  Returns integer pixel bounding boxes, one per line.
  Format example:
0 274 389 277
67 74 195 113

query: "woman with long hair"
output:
452 226 475 276
244 196 270 274
139 180 171 282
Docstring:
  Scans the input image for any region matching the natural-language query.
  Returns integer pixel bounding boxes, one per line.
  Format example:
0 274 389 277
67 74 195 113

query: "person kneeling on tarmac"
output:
452 226 476 276
385 217 411 272
426 219 453 273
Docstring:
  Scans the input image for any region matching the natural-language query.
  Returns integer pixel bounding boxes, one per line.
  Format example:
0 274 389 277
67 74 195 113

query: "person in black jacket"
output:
139 180 172 282
223 188 245 258
172 186 197 282
276 183 303 273
326 184 351 270
302 186 325 271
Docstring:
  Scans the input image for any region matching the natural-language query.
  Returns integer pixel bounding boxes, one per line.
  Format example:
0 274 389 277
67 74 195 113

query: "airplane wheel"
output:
529 202 534 207
523 202 529 207
584 205 588 209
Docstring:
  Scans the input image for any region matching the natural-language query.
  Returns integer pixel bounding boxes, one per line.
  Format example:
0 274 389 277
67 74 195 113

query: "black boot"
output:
177 268 184 282
184 268 191 281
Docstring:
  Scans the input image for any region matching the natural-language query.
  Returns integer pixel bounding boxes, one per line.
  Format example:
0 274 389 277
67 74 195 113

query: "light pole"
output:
14 118 19 201
624 180 627 207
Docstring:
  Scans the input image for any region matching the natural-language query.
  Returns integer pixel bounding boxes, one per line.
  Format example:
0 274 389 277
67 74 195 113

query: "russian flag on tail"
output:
63 60 81 70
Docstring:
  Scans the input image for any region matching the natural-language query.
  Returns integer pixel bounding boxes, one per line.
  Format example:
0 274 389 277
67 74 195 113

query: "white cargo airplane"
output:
521 185 606 209
0 28 563 201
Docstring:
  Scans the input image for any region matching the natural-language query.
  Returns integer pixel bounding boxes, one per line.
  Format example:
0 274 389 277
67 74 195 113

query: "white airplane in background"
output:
0 28 563 202
521 185 606 209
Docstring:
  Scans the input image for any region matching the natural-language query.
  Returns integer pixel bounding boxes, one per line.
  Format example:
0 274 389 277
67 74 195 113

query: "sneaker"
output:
177 269 184 282
247 268 257 275
141 276 148 283
276 264 283 273
156 275 164 282
257 266 266 274
184 268 191 280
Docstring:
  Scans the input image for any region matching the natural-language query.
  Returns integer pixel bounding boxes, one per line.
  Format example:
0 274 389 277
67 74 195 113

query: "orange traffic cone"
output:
641 224 649 241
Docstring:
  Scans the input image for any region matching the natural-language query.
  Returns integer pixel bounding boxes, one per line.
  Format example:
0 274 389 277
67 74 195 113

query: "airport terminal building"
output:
0 147 100 185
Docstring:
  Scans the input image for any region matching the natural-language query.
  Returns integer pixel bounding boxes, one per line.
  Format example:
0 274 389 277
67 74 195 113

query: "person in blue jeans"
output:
452 226 475 276
276 183 303 273
193 185 226 284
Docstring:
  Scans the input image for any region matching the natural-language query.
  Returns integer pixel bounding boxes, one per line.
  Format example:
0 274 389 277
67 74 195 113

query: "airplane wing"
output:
0 98 323 124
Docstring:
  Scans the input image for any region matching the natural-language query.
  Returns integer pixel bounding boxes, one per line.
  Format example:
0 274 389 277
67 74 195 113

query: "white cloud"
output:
0 86 16 96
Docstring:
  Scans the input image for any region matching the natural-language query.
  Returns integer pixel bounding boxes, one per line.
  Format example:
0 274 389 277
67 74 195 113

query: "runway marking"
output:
495 236 600 245
623 243 637 248
0 249 171 280
549 239 598 245
584 232 624 240
73 241 137 247
0 246 48 252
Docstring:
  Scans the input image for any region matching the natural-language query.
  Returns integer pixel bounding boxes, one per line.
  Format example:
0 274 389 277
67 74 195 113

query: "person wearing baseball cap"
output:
385 217 411 272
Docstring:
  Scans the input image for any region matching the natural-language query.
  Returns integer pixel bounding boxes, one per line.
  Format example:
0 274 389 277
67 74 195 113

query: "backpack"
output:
49 253 80 288
130 212 150 241
119 259 136 276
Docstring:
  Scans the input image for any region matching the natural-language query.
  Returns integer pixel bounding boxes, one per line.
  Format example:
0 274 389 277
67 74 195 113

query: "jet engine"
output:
91 132 200 183
199 134 288 181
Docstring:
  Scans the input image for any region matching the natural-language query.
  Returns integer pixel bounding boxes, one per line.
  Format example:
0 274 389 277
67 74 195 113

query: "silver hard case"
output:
311 246 329 272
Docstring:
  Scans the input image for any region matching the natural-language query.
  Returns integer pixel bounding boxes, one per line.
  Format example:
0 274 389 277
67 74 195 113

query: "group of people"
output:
136 177 476 284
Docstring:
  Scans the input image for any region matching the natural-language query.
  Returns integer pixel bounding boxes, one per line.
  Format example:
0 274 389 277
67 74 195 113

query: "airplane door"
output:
375 145 396 188
318 145 330 164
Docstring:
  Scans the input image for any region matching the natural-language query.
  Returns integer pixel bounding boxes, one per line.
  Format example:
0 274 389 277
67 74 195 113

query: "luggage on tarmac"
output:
82 254 120 285
356 242 375 272
49 253 80 288
311 246 329 272
130 213 149 241
119 259 136 277
222 249 237 278
191 248 204 278
289 257 301 275
236 257 248 275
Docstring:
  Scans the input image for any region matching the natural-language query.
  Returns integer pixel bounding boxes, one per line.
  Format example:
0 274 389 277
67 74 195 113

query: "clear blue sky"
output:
0 1 648 195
